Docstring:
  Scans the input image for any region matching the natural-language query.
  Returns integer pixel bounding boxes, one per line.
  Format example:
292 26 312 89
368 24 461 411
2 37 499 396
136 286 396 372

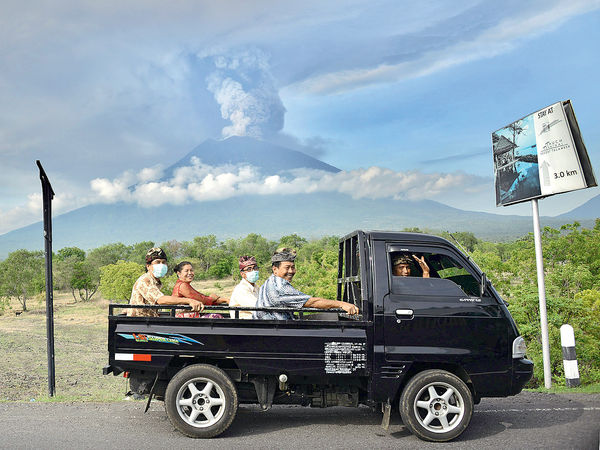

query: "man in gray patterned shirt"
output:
253 247 359 320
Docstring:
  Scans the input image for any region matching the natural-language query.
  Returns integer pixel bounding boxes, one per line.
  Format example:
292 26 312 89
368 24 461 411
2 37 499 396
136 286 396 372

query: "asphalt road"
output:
0 392 598 449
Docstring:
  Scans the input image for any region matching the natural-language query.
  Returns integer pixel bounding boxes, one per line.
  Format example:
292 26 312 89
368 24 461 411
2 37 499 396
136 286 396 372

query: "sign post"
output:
492 100 596 389
37 160 56 397
531 199 552 388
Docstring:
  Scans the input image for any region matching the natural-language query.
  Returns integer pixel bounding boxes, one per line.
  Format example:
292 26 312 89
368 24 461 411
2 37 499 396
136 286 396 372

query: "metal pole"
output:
37 160 56 397
531 199 552 389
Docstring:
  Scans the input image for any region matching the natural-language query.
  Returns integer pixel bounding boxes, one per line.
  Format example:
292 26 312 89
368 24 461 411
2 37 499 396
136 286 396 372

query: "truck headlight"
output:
512 336 527 359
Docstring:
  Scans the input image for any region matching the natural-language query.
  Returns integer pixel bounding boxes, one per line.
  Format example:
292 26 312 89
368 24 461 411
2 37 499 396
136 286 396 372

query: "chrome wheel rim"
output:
175 377 226 428
413 381 465 433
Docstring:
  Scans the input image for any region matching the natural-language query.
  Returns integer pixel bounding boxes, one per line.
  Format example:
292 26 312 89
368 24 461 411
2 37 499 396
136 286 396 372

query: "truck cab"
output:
349 231 532 403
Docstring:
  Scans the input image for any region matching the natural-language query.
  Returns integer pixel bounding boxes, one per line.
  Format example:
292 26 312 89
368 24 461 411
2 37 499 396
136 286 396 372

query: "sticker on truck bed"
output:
117 332 203 345
324 342 366 374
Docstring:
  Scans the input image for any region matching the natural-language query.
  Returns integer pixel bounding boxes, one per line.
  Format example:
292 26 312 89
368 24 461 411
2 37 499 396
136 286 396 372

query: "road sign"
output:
492 100 596 207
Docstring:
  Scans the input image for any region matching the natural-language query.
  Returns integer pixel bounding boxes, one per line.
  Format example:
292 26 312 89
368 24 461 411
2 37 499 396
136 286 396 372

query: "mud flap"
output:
250 376 277 411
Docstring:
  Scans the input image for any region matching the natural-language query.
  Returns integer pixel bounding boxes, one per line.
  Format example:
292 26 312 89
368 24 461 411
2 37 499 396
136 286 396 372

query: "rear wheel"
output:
399 369 473 442
165 364 238 438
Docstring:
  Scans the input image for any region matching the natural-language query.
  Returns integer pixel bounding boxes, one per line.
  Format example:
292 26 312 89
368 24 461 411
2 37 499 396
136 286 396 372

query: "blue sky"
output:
1 0 599 234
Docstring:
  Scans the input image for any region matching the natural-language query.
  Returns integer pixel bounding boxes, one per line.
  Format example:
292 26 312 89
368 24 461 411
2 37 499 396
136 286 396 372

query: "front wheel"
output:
399 369 473 442
165 364 238 438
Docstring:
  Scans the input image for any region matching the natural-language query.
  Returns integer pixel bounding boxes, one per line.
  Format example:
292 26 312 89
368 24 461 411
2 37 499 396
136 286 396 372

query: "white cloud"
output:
87 161 489 207
137 165 164 183
132 182 188 207
289 0 600 94
3 160 590 236
90 177 133 204
0 191 87 235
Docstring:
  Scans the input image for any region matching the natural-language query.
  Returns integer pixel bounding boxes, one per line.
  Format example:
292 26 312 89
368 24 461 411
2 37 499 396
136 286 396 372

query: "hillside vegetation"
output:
1 222 599 399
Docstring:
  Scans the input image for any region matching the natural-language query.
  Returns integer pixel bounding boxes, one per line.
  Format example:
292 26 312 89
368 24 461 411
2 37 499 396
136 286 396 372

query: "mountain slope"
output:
0 192 590 258
163 136 340 178
558 193 600 220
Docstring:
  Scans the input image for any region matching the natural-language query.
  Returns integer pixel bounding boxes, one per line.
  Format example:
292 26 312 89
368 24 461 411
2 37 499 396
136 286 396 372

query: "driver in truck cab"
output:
392 254 430 278
127 247 205 317
253 247 359 320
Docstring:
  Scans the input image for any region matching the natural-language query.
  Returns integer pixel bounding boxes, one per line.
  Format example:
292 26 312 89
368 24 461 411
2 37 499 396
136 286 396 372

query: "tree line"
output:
1 222 599 386
0 233 327 310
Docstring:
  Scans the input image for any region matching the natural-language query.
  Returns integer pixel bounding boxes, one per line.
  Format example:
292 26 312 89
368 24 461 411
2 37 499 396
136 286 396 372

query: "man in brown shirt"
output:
127 247 205 317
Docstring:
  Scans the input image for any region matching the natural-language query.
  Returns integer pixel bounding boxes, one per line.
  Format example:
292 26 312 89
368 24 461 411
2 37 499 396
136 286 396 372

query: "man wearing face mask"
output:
229 255 260 319
127 247 205 317
254 248 359 320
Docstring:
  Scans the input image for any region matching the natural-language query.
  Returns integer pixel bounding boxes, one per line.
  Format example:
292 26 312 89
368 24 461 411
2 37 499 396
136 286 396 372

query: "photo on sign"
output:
493 113 540 206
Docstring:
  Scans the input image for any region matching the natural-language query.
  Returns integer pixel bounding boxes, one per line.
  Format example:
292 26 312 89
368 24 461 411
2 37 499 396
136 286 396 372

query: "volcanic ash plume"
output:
205 49 285 139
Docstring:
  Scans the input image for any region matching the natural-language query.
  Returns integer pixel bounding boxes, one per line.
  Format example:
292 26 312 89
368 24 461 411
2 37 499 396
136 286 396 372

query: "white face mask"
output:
246 270 259 283
152 263 168 278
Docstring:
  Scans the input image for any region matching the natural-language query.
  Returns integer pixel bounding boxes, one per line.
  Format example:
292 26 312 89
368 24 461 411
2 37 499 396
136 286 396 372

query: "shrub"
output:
100 261 144 301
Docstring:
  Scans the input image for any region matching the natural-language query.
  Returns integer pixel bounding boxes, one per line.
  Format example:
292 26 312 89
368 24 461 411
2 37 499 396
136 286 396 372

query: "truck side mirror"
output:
480 273 487 297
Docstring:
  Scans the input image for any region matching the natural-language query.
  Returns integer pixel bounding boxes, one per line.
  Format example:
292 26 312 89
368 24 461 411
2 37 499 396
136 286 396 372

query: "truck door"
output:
382 244 511 393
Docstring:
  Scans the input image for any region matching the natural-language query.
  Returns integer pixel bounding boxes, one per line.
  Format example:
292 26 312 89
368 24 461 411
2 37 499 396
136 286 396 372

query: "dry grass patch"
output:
0 279 239 402
192 277 237 298
0 293 123 402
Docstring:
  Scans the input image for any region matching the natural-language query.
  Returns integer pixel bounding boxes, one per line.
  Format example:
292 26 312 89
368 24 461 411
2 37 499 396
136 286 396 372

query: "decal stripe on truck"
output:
115 353 152 361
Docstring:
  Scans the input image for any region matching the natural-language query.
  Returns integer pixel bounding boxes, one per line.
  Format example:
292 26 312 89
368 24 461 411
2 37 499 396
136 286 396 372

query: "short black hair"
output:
174 261 193 274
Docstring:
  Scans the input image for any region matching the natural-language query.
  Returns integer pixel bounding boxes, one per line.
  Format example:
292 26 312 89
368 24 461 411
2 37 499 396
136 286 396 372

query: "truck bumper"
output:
511 358 534 395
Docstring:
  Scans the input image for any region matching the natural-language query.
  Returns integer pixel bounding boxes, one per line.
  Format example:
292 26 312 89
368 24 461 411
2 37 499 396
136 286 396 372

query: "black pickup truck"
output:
104 230 533 442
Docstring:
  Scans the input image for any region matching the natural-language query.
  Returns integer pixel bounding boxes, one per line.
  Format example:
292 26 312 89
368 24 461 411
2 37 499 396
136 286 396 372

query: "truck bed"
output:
107 305 371 378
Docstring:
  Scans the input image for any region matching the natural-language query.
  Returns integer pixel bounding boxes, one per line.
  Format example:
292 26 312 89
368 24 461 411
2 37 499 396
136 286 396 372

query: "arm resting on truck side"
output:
304 297 359 315
176 281 229 305
157 295 205 312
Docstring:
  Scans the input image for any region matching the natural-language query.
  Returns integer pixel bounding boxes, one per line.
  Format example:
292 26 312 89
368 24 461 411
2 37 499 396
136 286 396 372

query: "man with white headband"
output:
229 255 260 319
254 247 359 320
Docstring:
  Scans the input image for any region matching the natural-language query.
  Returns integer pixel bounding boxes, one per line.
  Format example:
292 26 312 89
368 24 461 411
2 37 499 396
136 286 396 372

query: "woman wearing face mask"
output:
229 255 260 319
127 248 205 317
172 261 228 318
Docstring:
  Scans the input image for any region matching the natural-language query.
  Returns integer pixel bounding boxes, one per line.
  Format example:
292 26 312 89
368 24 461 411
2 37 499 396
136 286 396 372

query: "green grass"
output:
526 382 600 394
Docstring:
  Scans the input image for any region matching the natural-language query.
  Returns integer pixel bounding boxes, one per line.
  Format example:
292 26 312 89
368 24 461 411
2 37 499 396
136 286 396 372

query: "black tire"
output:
399 369 473 442
164 364 238 438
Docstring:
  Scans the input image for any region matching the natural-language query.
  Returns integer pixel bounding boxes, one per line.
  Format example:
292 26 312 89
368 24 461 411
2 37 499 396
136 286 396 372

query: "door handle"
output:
395 309 414 318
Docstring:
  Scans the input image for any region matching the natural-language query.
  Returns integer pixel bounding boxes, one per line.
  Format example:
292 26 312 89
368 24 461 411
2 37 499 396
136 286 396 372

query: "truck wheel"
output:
399 369 473 442
165 364 238 438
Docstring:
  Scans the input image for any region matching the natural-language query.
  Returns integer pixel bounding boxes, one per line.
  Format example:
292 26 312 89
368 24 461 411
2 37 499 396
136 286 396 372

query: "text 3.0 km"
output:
554 169 578 179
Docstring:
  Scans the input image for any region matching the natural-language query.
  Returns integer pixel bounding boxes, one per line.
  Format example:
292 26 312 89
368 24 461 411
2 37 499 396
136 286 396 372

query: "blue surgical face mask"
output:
246 270 259 283
152 263 168 278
